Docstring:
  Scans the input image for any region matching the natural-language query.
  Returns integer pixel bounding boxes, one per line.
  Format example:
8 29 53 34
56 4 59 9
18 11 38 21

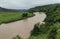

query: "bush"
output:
12 35 21 39
22 13 28 17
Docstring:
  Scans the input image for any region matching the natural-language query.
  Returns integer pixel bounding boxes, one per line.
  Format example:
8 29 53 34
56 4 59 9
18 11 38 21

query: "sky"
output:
0 0 60 9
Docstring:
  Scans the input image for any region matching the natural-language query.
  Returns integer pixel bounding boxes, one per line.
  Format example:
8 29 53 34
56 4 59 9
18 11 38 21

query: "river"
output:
0 12 46 39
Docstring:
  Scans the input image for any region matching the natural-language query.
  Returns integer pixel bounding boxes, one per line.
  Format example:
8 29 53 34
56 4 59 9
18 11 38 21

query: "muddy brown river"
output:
0 12 46 39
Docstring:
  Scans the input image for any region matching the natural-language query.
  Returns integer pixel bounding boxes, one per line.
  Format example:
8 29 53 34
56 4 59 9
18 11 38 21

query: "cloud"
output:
0 0 60 9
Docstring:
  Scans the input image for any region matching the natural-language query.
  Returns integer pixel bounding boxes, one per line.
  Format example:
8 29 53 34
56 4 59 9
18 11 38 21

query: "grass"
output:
0 12 34 24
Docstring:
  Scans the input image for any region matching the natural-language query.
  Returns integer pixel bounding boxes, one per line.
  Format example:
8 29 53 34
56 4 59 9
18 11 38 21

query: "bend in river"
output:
0 12 46 39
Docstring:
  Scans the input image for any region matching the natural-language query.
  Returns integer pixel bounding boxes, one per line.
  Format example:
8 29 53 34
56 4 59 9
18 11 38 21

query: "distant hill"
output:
0 7 17 12
0 7 28 12
28 3 60 12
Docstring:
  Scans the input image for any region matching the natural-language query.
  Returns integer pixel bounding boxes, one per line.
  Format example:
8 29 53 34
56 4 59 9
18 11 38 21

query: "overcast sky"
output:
0 0 60 9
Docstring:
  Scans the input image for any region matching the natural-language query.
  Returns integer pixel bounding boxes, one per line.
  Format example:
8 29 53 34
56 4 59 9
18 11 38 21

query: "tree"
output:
22 13 28 17
12 35 21 39
31 23 40 36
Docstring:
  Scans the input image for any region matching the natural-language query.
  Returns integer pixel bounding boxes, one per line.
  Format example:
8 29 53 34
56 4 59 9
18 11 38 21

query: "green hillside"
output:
29 3 60 39
28 3 60 12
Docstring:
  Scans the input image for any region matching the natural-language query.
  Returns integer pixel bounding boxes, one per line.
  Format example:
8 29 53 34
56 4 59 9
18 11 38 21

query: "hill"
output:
29 3 60 39
0 7 17 12
0 7 28 12
28 3 60 12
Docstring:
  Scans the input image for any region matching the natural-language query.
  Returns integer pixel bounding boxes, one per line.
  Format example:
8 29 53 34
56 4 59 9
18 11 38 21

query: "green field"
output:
0 12 34 24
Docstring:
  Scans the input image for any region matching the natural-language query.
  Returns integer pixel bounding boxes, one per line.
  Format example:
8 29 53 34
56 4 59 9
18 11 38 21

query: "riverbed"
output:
0 12 46 39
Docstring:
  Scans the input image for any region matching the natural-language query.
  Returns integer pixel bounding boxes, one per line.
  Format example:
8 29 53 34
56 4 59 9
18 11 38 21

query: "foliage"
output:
31 23 40 36
12 35 21 39
29 3 60 39
22 13 28 17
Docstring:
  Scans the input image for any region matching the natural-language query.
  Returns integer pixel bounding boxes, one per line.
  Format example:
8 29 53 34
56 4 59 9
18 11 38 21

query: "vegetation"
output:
22 12 28 17
29 3 60 39
12 35 21 39
0 11 34 24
